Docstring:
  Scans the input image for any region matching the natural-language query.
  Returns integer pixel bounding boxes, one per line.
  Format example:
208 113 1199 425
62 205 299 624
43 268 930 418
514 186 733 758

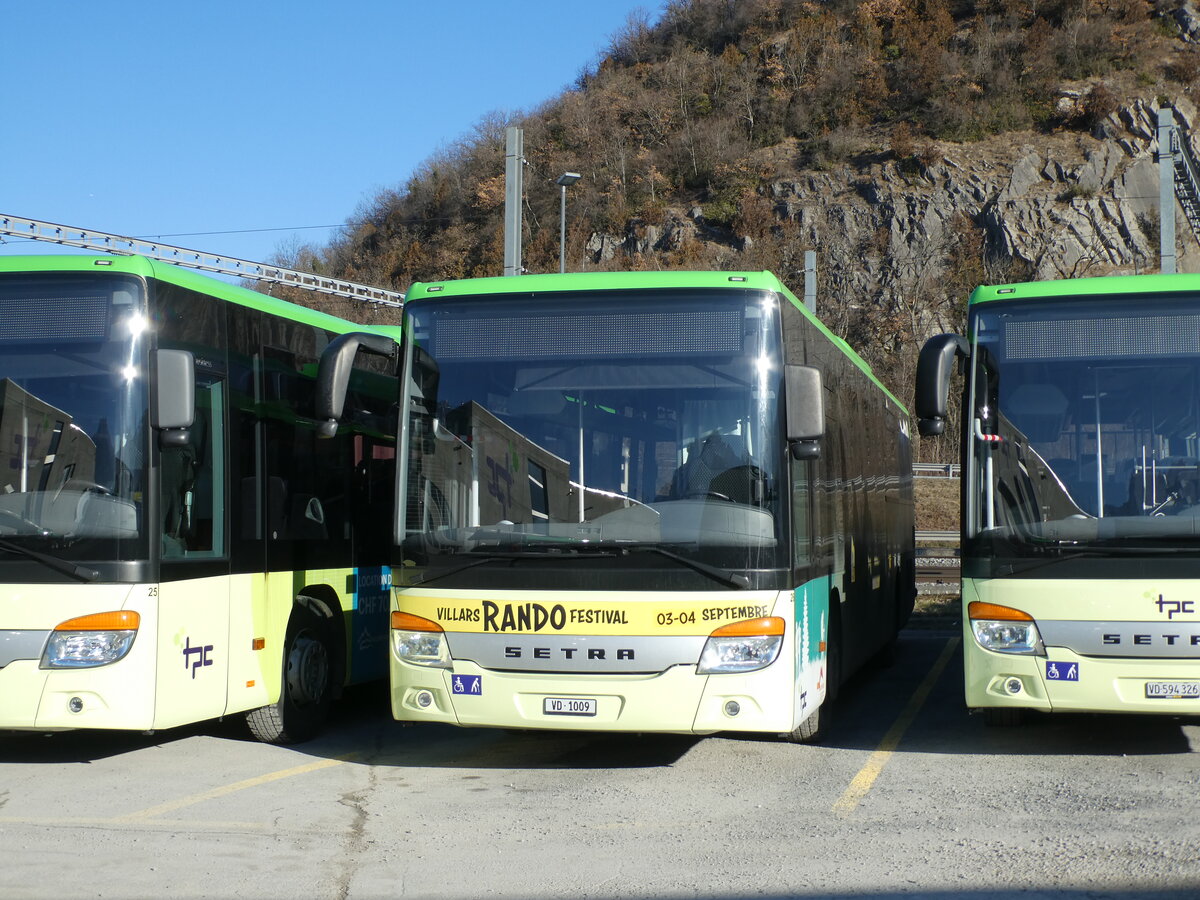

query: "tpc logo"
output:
183 637 213 679
1155 595 1195 620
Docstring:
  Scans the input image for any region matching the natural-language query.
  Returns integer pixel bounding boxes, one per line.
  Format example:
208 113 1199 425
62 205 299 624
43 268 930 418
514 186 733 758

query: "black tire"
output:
783 604 841 744
785 703 828 744
246 601 335 744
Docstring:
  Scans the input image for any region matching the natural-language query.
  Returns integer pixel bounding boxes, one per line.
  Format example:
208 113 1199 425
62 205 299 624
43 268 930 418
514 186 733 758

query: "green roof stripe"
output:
0 254 396 338
971 272 1200 304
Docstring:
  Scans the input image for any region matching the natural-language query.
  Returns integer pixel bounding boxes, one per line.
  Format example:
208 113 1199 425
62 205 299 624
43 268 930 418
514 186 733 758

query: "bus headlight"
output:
41 611 140 668
698 616 785 674
391 611 451 668
969 601 1045 655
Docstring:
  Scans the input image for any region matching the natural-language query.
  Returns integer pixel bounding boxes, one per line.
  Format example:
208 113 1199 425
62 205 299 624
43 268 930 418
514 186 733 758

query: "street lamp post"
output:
556 172 581 274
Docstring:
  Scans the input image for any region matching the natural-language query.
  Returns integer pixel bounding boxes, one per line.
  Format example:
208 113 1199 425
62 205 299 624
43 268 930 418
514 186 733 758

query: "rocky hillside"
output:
273 1 1200 460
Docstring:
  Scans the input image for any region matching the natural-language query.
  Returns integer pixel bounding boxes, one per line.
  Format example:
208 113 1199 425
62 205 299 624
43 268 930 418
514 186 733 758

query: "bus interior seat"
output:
709 464 768 506
669 432 747 499
1007 384 1068 443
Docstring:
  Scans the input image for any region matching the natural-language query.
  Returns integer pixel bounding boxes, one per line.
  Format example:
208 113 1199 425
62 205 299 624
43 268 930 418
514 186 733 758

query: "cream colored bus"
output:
0 255 398 742
917 274 1200 724
321 271 914 742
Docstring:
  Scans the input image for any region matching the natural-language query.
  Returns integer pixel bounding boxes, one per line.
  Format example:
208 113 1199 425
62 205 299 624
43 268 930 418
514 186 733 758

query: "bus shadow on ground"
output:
582 891 1196 900
366 725 702 770
825 632 1200 758
222 680 704 770
0 717 240 763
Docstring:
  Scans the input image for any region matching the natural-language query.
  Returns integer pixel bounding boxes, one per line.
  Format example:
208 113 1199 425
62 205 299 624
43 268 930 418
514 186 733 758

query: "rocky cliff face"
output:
586 95 1200 341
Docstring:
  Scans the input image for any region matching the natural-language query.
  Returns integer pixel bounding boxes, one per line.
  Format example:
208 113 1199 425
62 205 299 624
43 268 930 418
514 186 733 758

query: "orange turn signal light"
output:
391 611 444 632
54 610 140 631
968 601 1033 622
709 616 786 638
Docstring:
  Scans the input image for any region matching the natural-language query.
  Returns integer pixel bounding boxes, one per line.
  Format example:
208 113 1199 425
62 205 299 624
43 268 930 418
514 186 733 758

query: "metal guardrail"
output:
913 463 960 478
1170 113 1200 247
916 530 958 542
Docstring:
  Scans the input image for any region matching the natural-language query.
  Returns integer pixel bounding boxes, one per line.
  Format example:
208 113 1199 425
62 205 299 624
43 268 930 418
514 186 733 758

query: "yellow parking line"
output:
832 636 960 817
117 754 356 822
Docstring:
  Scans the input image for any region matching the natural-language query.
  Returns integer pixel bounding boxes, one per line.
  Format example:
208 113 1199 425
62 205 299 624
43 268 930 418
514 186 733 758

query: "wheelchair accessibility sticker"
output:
452 675 482 695
1045 661 1079 682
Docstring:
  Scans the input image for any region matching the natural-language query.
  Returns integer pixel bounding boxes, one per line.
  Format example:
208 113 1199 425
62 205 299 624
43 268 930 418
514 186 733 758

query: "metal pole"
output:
554 172 579 275
803 250 816 313
504 127 524 277
559 184 568 274
1159 107 1177 275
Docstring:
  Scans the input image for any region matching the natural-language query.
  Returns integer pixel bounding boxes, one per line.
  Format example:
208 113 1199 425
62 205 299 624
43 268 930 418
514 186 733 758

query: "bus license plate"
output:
543 697 597 717
1145 682 1200 699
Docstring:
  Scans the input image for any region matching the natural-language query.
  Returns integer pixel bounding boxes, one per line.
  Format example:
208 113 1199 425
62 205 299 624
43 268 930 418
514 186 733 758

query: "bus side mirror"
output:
915 333 968 437
153 349 194 449
315 332 397 437
786 365 824 461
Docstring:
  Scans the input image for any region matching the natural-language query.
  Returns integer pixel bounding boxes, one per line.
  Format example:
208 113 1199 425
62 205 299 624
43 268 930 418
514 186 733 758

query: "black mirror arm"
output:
315 332 397 437
915 334 968 437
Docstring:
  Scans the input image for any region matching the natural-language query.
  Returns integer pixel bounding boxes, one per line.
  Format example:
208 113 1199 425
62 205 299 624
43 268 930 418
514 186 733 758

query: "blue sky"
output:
2 1 666 266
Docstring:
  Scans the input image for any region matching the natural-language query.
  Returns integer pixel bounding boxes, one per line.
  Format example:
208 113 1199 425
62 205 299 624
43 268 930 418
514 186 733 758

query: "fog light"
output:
68 697 84 713
724 700 741 717
1005 678 1023 695
415 690 434 709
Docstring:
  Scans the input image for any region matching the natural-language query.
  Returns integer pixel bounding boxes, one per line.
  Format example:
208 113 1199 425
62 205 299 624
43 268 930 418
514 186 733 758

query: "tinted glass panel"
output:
401 289 787 588
0 273 149 568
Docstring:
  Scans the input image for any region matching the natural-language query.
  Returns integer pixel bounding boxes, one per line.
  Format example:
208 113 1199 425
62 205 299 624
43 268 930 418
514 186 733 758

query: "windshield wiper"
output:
406 543 751 589
0 537 100 582
406 547 616 586
618 545 751 589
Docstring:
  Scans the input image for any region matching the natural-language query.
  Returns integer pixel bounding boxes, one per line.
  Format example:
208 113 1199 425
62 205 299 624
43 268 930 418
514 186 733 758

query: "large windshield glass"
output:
968 293 1200 556
400 288 787 589
0 272 149 567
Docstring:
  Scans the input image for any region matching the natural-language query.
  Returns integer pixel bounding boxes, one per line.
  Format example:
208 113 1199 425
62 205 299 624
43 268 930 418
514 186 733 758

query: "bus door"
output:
156 371 232 729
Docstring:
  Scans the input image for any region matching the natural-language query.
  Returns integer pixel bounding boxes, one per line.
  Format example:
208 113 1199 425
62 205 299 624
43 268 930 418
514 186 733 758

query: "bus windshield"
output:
400 289 787 586
968 293 1200 553
0 272 149 563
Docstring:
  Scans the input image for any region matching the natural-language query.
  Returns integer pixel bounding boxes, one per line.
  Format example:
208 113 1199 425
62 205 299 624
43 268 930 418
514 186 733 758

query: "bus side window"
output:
162 379 225 558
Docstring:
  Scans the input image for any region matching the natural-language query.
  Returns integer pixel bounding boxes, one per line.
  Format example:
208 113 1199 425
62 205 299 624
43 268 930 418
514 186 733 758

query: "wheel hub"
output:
285 632 330 707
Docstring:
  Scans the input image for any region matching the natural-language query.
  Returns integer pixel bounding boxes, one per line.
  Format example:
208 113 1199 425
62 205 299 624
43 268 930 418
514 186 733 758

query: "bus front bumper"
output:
967 643 1200 715
0 657 155 732
391 660 797 735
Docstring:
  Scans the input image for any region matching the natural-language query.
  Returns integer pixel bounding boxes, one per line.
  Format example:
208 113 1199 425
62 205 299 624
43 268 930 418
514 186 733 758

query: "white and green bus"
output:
0 255 399 742
917 273 1200 723
320 270 914 742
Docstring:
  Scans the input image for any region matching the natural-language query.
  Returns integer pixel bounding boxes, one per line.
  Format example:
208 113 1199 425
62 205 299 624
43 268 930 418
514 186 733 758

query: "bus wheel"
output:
785 705 827 744
246 602 334 744
784 608 841 745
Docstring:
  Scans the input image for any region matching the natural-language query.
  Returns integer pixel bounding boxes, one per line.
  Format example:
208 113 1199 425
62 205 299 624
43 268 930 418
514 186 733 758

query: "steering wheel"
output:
685 490 732 502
